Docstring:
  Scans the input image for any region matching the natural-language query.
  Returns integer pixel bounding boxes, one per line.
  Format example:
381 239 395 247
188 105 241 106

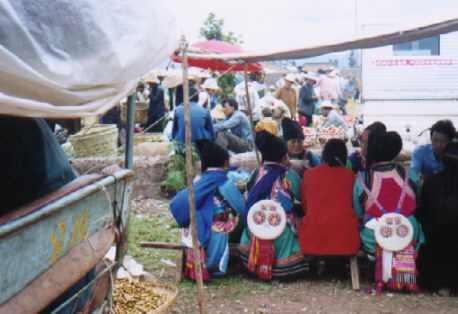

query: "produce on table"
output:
318 126 345 144
302 127 316 147
343 116 356 128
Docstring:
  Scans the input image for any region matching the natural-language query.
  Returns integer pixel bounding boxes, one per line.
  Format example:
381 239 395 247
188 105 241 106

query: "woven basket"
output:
147 282 178 314
113 278 178 314
121 101 149 125
134 133 166 146
69 124 118 158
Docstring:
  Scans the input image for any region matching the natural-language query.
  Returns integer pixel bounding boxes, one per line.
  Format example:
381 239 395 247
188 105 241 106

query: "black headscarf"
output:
255 130 287 163
370 131 403 165
195 139 229 172
282 118 304 142
365 121 387 168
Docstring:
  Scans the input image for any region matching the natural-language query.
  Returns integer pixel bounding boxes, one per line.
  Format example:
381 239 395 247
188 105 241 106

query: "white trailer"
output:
362 28 458 136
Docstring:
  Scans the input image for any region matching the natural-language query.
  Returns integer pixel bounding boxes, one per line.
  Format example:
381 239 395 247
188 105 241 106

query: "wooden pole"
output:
182 38 206 314
243 64 261 167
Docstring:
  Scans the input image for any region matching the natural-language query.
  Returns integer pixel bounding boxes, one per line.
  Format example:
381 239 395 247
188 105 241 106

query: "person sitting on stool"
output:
214 98 253 153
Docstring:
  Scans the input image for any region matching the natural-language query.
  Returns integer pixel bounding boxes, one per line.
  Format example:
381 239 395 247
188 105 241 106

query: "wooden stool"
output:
349 250 367 290
138 242 186 282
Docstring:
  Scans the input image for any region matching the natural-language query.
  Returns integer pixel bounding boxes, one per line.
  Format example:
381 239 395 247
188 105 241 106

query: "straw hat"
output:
328 70 337 78
321 100 333 108
188 67 203 82
375 213 414 251
162 70 183 88
303 74 317 82
301 66 309 73
202 78 220 90
143 72 160 84
211 104 226 120
284 73 297 83
247 200 286 240
155 69 166 78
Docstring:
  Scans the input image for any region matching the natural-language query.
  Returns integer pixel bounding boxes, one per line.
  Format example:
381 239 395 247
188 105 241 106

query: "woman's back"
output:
299 163 360 255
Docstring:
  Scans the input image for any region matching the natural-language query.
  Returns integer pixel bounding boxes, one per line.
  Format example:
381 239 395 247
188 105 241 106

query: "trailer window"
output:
393 36 439 56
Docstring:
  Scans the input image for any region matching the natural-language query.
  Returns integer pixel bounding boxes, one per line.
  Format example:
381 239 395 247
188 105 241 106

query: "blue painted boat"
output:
0 169 135 313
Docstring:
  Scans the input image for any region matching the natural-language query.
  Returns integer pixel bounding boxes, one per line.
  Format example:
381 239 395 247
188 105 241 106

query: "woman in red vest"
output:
299 139 360 255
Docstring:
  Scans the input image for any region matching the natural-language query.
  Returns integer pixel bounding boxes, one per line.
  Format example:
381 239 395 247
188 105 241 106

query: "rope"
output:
86 180 116 252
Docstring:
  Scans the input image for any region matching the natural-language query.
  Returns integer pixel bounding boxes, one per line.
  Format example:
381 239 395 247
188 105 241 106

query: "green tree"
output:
348 50 356 68
199 13 244 99
199 13 243 45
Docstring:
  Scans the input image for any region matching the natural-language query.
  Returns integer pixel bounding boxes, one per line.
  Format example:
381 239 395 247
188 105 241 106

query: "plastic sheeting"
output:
0 0 179 118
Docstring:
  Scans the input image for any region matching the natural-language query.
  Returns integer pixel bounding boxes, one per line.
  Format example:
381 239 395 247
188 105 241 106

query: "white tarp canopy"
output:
184 16 458 63
0 0 179 118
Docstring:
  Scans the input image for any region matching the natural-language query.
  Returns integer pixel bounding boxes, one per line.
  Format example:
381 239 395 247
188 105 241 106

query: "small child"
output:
255 107 278 136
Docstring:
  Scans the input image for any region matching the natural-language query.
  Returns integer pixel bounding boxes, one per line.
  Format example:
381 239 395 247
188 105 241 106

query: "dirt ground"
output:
131 197 458 314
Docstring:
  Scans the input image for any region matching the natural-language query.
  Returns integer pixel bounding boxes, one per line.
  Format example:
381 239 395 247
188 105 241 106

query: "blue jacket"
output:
410 143 444 177
172 101 215 143
214 110 253 145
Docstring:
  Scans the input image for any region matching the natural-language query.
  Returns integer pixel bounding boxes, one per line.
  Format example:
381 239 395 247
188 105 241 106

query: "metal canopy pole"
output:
125 94 135 170
243 64 261 167
181 38 206 314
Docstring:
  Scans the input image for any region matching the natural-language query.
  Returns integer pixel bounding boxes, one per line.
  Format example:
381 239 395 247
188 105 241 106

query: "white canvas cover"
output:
0 0 179 118
185 16 458 63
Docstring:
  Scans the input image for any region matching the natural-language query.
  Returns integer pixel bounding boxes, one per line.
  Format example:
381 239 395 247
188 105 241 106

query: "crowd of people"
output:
102 66 457 296
117 66 357 150
169 115 457 296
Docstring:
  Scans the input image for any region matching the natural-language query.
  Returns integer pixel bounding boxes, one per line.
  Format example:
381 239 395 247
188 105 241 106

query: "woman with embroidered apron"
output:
352 132 424 294
170 139 245 280
239 131 309 280
346 121 386 174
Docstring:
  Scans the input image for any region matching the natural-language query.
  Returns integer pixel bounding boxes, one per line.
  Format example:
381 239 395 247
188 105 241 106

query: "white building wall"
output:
361 29 458 136
362 32 458 100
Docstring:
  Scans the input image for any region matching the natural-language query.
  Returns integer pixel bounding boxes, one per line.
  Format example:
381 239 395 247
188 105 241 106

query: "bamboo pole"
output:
243 64 261 167
181 38 206 314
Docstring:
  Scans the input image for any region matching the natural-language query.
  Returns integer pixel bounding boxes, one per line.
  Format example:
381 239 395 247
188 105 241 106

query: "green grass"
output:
126 204 275 303
127 213 181 273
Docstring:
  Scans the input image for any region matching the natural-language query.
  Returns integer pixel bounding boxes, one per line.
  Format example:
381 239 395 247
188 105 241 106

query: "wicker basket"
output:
134 133 166 146
113 278 178 314
148 282 178 314
121 101 149 125
69 124 118 158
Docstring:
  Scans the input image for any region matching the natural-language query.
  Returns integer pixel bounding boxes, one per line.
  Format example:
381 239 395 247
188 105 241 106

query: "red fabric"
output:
247 235 275 280
299 163 361 255
171 40 263 72
364 173 416 219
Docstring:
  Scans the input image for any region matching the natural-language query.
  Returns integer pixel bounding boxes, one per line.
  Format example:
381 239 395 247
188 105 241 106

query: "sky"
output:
162 0 458 55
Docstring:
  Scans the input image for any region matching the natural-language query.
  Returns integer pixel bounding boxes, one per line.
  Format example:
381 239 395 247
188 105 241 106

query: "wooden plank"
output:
0 170 134 306
138 242 184 250
349 255 360 291
0 174 103 226
175 248 185 283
